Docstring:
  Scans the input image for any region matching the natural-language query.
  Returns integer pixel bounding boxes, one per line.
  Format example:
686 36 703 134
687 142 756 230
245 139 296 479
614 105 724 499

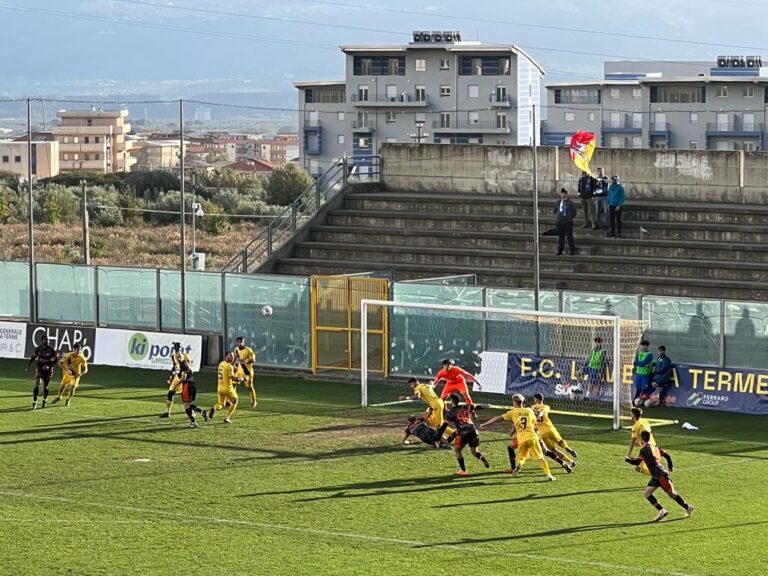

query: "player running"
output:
480 394 555 481
399 378 452 441
625 430 694 521
234 336 257 408
208 351 242 424
50 344 88 406
178 362 208 429
26 335 59 410
433 358 481 405
437 393 490 476
402 416 446 448
161 342 192 418
532 393 578 462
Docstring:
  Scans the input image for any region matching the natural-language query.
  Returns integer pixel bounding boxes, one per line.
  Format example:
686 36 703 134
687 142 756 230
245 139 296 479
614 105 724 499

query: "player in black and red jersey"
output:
625 429 695 522
401 416 446 448
436 393 490 476
26 335 59 410
177 361 208 429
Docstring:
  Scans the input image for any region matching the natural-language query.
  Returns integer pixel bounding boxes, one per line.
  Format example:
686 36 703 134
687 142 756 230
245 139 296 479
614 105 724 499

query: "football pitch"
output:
0 360 766 576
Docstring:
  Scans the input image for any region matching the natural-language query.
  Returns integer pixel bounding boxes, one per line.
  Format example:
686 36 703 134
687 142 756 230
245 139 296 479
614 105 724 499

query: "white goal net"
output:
360 300 647 430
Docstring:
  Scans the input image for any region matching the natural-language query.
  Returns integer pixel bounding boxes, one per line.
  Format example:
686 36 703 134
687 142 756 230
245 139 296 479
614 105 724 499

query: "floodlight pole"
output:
179 99 186 334
27 98 36 322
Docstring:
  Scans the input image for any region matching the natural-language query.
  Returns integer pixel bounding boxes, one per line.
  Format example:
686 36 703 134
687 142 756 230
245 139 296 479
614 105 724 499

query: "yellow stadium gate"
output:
310 276 388 374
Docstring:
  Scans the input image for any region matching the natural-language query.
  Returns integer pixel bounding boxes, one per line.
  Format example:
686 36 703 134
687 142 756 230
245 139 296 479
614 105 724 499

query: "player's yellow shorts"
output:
62 374 81 389
539 430 562 451
426 400 445 428
168 375 183 393
518 437 545 461
216 388 238 408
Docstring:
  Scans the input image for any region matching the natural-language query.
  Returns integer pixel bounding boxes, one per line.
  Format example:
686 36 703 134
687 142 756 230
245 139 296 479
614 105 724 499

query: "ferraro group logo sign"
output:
94 328 200 371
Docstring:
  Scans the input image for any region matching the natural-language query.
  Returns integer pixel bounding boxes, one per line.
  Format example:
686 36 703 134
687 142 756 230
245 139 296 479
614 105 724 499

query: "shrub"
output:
198 200 230 235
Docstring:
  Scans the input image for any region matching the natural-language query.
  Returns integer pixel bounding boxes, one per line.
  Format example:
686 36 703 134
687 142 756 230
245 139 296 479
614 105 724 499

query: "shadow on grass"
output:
430 485 639 508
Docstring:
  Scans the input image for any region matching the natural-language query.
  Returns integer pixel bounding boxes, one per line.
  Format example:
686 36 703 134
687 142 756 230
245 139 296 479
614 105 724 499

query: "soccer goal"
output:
360 299 647 430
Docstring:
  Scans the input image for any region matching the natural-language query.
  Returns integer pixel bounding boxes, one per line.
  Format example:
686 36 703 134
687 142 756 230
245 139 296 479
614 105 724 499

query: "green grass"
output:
0 359 765 576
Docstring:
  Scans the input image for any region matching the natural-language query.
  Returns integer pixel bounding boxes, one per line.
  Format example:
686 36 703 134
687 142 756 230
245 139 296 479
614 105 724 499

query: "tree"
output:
264 163 314 206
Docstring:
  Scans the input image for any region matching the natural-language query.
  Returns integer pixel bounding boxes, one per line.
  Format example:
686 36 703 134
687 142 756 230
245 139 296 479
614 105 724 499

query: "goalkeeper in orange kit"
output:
433 358 481 404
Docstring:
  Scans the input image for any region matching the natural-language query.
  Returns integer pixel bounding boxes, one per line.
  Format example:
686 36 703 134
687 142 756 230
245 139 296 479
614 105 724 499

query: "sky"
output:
0 0 767 96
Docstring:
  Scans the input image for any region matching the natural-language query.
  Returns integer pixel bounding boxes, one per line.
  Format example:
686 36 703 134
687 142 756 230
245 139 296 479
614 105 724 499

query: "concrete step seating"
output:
273 191 768 300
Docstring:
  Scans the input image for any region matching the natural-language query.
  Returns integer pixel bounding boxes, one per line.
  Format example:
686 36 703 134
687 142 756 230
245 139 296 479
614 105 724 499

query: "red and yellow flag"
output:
569 131 596 175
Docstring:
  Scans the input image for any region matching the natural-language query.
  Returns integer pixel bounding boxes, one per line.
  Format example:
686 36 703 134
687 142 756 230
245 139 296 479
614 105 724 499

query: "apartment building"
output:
0 136 59 180
257 136 299 166
133 140 183 171
296 31 544 176
52 109 135 173
543 57 768 151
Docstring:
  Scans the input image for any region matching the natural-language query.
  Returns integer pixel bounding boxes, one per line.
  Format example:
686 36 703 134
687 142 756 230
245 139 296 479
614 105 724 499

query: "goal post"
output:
360 299 647 430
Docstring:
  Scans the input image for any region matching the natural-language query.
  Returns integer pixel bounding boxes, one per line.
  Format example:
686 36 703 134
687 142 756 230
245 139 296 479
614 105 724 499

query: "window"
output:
610 136 622 148
717 85 728 97
84 153 90 161
386 111 397 123
440 112 451 128
495 85 507 102
388 58 401 75
653 142 668 149
63 137 69 143
440 85 451 97
94 153 100 160
459 56 511 76
744 141 757 151
650 85 706 103
336 135 344 144
497 139 507 146
73 136 79 144
689 140 698 150
415 59 426 72
415 85 426 102
468 85 479 98
337 112 345 121
357 85 369 102
690 112 698 124
468 111 480 125
496 112 507 129
440 58 450 70
632 136 643 148
554 88 601 104
358 137 369 148
415 112 426 123
86 119 92 126
744 85 755 98
63 154 69 161
632 88 642 100
386 85 397 101
716 141 730 151
73 154 79 161
84 136 90 144
588 112 595 122
632 113 642 129
305 87 346 103
95 136 100 143
352 55 405 75
1 155 7 163
564 136 571 145
610 88 620 99
564 112 575 122
14 155 21 163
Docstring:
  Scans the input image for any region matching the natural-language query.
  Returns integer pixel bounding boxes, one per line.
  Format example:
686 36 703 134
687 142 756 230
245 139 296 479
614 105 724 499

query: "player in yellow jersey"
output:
627 407 656 475
399 378 453 442
161 342 192 418
234 336 257 408
480 394 555 481
208 351 242 424
532 393 578 463
51 344 88 407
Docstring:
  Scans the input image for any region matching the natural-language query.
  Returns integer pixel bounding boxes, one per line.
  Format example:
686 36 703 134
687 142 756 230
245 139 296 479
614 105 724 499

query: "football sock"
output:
539 460 552 477
647 495 664 510
545 450 565 465
436 422 450 437
473 451 490 467
225 401 237 419
185 407 194 421
33 384 39 402
248 387 256 404
457 457 466 472
672 494 689 510
43 385 49 400
507 446 517 469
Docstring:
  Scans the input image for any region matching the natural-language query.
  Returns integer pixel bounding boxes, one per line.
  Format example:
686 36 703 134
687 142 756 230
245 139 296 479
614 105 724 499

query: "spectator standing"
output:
607 175 626 238
593 167 609 229
581 337 607 400
577 171 596 229
632 340 654 403
652 346 673 406
553 188 577 256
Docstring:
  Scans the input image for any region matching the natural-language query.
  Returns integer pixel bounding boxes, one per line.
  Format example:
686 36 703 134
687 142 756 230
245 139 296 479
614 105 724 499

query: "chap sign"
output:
25 324 96 360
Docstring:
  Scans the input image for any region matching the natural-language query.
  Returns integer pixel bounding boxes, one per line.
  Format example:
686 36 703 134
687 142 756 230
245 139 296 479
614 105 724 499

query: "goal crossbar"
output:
360 298 624 431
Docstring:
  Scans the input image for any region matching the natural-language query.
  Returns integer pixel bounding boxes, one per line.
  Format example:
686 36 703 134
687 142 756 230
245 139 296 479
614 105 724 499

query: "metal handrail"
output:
221 155 381 274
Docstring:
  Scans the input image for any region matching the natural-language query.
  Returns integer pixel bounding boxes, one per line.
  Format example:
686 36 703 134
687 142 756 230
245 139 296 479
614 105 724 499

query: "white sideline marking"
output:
0 490 696 576
558 423 768 446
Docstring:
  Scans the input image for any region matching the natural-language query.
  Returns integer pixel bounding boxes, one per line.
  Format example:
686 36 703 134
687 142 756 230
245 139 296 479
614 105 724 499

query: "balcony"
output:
601 120 642 133
489 94 513 107
705 121 764 136
58 142 106 153
53 125 116 136
432 120 511 134
351 120 374 132
350 93 429 107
